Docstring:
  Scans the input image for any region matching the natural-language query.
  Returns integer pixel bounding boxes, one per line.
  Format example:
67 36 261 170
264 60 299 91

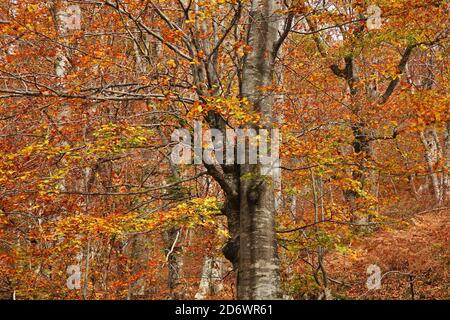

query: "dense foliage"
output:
0 0 448 300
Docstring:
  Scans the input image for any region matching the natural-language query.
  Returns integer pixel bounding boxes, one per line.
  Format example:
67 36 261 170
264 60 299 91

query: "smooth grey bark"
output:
237 0 282 300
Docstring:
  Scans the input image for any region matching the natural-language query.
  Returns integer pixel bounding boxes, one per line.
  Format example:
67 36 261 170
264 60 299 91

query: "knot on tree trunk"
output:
247 182 262 204
222 236 239 268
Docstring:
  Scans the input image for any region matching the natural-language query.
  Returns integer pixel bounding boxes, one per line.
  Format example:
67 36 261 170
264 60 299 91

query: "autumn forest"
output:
0 0 448 300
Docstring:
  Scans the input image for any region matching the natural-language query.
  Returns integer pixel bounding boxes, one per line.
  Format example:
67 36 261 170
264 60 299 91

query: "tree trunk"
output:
128 234 148 298
420 128 443 204
195 257 224 300
237 0 281 300
444 121 450 199
164 228 184 299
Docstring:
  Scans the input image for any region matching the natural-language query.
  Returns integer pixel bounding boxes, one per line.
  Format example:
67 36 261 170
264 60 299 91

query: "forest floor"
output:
327 208 450 300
